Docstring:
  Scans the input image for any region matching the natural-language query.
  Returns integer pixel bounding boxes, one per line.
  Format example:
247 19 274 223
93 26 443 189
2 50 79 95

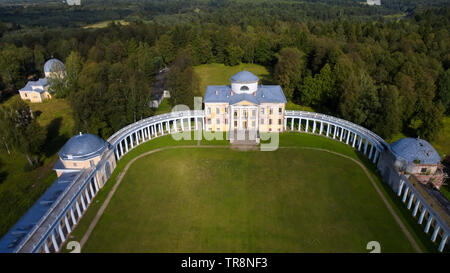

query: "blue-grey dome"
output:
230 71 259 83
44 58 65 74
390 138 440 165
59 133 108 161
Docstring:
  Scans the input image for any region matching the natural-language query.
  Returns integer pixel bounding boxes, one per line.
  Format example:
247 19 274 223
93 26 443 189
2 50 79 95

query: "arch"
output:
240 85 249 91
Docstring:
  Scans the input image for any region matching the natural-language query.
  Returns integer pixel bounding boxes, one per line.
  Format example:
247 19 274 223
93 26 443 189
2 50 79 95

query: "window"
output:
240 85 249 91
225 108 228 113
225 119 228 124
270 108 273 115
261 119 264 125
252 109 256 117
207 107 211 114
269 119 272 125
279 107 282 114
216 118 220 124
24 93 28 97
278 119 282 125
269 128 272 132
234 121 238 127
207 118 212 124
261 108 265 115
421 168 427 173
73 162 77 167
234 111 238 117
216 107 220 114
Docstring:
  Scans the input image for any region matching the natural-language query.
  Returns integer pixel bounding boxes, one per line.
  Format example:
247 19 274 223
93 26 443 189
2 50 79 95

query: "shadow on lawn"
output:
43 117 69 157
0 159 7 184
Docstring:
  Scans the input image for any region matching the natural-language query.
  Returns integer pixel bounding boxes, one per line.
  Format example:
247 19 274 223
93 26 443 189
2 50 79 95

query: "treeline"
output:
0 6 449 144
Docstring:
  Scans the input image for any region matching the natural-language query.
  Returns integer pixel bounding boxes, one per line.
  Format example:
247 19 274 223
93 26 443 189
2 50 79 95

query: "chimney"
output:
253 92 256 96
215 90 218 95
231 91 234 96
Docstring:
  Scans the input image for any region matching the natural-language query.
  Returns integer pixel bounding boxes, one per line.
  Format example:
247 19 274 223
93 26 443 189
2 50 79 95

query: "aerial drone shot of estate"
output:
0 0 449 260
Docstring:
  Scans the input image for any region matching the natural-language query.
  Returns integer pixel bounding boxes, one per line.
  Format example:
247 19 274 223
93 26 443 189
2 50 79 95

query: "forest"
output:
0 0 449 165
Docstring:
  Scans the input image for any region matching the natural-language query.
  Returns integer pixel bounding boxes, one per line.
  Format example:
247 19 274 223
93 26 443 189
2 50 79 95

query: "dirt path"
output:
79 145 422 253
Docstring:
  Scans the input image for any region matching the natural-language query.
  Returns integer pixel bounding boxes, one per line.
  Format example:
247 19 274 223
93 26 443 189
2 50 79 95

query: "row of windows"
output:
206 107 283 116
207 118 282 126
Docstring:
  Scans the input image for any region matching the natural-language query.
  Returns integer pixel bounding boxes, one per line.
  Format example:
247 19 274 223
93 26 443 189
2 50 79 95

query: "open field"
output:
83 20 129 29
74 133 433 253
0 95 74 237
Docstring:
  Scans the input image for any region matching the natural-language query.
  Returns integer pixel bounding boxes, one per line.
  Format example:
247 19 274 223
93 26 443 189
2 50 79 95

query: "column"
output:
424 216 433 233
147 126 151 139
76 201 82 217
373 149 379 164
44 243 50 253
167 121 170 134
305 119 309 132
284 117 287 131
312 120 316 133
130 134 134 148
80 195 86 211
115 148 119 160
70 208 77 225
407 193 414 209
346 131 351 144
125 137 129 153
298 118 301 131
319 122 323 135
65 216 71 233
326 123 330 137
397 180 405 196
58 224 66 242
412 200 421 217
369 145 374 159
352 134 357 147
51 231 59 252
418 209 426 224
85 189 91 204
358 137 363 151
431 225 441 242
364 140 368 155
439 234 448 252
181 119 185 131
188 118 191 131
119 141 124 156
290 118 294 131
195 118 198 130
93 177 99 192
89 181 95 198
333 125 337 139
402 187 409 202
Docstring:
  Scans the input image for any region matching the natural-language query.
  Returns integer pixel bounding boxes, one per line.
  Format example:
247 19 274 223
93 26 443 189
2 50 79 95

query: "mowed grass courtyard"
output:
81 135 420 253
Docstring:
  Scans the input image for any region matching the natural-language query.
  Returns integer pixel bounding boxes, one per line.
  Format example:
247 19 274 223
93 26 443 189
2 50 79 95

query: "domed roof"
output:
59 133 108 161
44 58 65 73
390 138 440 165
230 71 259 83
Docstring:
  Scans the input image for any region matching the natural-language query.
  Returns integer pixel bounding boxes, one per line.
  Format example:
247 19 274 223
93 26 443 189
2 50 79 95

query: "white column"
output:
80 195 86 211
70 208 77 224
333 125 337 139
418 209 426 224
346 131 351 144
65 216 71 233
119 141 124 156
58 224 66 242
352 134 357 148
89 182 95 199
298 118 301 131
115 148 119 160
44 243 50 253
407 193 414 209
402 187 409 202
188 118 191 131
167 121 170 133
76 201 82 217
130 134 134 148
290 118 294 131
369 145 374 159
439 234 448 252
412 201 421 217
195 118 199 130
312 120 316 133
397 180 405 196
284 117 287 131
424 216 433 233
181 119 185 131
147 126 151 139
51 231 59 252
364 141 369 155
431 225 441 242
373 149 379 164
305 119 309 132
339 128 343 142
358 138 363 151
125 138 129 152
319 122 323 135
326 123 330 137
85 189 91 204
93 177 99 192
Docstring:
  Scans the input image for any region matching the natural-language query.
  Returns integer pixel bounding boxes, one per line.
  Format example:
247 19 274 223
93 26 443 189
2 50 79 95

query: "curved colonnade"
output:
13 110 449 253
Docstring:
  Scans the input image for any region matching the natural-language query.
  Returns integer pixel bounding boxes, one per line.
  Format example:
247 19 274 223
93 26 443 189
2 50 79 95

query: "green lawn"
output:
194 63 272 96
79 134 424 253
0 95 75 237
